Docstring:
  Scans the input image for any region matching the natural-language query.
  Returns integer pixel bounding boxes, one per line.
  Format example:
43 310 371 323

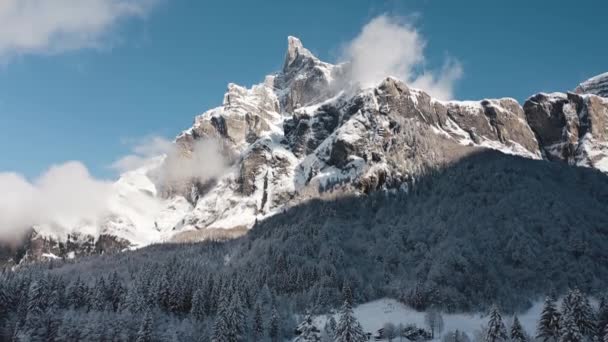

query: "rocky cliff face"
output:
5 37 608 264
524 92 608 171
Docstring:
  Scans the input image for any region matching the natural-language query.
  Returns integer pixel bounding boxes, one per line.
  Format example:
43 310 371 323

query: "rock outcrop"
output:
524 92 608 171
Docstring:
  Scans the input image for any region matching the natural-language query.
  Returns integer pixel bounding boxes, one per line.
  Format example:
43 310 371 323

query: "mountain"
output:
576 72 608 97
5 36 608 264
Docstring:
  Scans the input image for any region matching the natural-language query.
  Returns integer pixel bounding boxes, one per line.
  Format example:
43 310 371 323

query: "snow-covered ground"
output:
314 298 545 341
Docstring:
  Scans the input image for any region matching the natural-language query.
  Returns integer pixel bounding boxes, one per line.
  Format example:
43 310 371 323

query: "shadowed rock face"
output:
524 92 608 169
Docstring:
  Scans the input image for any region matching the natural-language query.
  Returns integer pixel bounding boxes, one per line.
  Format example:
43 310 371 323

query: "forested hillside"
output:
2 149 608 340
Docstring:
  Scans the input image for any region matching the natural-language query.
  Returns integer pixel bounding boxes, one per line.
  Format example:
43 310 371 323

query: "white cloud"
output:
111 135 173 172
342 15 463 100
159 139 228 186
0 134 229 242
0 161 112 242
410 58 463 101
112 135 228 185
0 0 157 61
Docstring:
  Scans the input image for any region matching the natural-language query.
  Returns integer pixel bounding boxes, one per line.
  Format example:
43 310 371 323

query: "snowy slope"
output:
313 298 545 341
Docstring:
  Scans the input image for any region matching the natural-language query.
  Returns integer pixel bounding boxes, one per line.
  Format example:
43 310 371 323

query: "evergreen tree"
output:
0 282 8 329
560 312 583 342
603 323 608 342
269 306 280 342
342 284 354 307
22 279 49 340
538 295 561 342
191 288 206 321
136 308 154 342
213 311 230 342
562 289 595 339
67 277 88 310
125 286 145 313
335 300 366 342
295 314 321 342
252 304 264 342
324 315 337 340
91 277 106 311
485 305 508 342
598 295 608 342
41 290 61 342
108 271 124 312
212 291 244 342
227 292 246 341
511 315 527 342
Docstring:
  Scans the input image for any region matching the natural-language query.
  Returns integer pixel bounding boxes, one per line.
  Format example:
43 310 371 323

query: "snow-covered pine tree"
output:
538 295 561 342
252 304 264 342
603 324 608 342
125 286 144 313
295 314 321 342
41 290 61 342
227 292 246 341
269 306 280 342
108 271 124 312
191 288 206 321
560 311 583 342
136 308 154 342
212 292 231 342
0 282 8 326
324 315 337 340
157 274 171 311
22 279 49 340
562 289 596 339
91 277 107 311
67 277 88 310
511 315 527 342
598 295 608 342
485 305 508 342
342 284 353 307
334 299 366 342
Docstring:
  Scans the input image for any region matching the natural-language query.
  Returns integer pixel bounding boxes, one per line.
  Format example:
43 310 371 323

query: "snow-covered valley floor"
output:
314 298 544 341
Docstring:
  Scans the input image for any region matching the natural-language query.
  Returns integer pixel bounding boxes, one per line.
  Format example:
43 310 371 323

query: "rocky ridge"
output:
7 36 608 264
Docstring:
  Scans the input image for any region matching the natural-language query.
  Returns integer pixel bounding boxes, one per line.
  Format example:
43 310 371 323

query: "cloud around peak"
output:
0 0 157 62
341 15 463 100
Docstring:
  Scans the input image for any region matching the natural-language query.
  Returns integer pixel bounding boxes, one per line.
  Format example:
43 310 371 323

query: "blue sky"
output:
0 0 607 179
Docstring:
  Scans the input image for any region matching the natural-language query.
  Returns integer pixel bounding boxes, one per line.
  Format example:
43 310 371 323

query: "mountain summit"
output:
7 37 608 264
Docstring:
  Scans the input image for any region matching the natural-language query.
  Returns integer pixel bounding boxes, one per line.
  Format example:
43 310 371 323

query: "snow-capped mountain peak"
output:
14 37 608 263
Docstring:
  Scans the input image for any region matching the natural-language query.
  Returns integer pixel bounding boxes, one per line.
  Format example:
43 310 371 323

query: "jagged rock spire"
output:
283 36 316 72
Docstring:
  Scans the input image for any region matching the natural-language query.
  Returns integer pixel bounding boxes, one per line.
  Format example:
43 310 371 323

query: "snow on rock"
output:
576 72 608 98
